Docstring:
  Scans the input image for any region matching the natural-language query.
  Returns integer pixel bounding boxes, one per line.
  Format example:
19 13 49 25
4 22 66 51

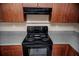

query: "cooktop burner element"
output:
26 33 49 41
22 26 53 56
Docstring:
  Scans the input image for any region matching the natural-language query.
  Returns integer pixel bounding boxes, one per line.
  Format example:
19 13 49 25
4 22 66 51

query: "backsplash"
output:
27 15 49 23
0 23 26 31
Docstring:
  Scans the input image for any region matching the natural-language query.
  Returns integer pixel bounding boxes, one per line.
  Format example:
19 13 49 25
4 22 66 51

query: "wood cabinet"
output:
0 45 23 56
67 45 79 56
0 4 3 22
51 3 79 23
1 3 79 23
23 3 79 23
38 3 53 8
23 3 52 8
53 44 79 56
67 45 76 56
0 3 24 22
0 44 78 56
53 44 69 56
23 3 37 7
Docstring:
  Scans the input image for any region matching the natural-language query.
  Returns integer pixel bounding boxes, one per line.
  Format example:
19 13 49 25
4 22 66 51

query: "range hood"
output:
23 8 52 15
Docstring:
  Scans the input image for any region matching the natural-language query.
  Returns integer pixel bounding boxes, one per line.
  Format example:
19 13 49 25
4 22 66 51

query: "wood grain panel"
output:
38 3 53 8
22 3 37 7
52 44 79 56
0 4 3 21
23 3 53 8
53 44 69 56
0 3 24 22
0 45 23 56
0 44 79 56
67 45 79 56
51 3 79 23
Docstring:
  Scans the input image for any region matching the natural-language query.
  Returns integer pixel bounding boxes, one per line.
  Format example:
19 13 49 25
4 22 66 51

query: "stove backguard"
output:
27 26 48 34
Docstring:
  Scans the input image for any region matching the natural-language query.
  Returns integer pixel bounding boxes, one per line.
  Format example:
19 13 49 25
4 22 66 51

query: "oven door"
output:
22 45 52 56
28 47 47 56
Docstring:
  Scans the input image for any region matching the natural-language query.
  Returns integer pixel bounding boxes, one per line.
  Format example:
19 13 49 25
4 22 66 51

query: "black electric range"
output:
22 26 53 56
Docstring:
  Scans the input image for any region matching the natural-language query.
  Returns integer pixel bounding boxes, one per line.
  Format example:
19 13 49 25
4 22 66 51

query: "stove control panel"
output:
27 26 48 33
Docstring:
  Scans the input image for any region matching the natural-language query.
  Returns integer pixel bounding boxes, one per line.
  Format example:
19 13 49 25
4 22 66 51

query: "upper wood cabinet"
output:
0 3 24 22
23 3 37 7
22 3 53 8
0 3 79 23
38 3 53 8
0 4 3 22
23 3 79 23
51 3 79 23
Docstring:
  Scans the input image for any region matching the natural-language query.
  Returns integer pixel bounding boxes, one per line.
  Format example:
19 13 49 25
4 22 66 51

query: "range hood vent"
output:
23 8 52 15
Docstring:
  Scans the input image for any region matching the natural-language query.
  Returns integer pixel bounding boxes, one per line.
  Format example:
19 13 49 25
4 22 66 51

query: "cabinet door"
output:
0 45 23 56
38 3 53 8
0 3 24 22
51 3 79 23
53 44 68 56
67 45 79 56
22 3 37 7
0 4 3 22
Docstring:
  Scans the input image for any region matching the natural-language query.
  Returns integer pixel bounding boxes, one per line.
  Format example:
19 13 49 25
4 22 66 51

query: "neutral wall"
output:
27 15 49 23
0 23 79 32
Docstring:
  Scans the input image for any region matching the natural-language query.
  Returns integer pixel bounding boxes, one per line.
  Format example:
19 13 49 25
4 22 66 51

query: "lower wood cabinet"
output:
53 44 79 56
53 44 69 56
0 45 23 56
67 45 79 56
0 44 78 56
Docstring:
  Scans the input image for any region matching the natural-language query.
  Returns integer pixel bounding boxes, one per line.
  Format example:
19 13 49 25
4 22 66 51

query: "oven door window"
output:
28 48 47 56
